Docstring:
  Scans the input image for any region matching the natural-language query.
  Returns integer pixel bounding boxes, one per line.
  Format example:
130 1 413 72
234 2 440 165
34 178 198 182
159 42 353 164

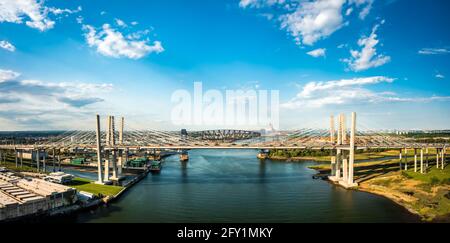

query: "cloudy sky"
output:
0 0 449 131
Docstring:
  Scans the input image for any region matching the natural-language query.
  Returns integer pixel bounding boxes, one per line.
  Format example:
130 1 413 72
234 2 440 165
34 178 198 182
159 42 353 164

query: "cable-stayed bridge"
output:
0 113 447 189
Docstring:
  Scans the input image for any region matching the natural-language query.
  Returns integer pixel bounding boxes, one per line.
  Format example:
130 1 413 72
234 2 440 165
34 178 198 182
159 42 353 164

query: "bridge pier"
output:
329 114 342 182
14 148 18 168
58 154 61 171
257 149 269 160
436 149 440 169
328 112 357 188
95 114 104 184
118 149 123 178
51 148 55 172
42 150 46 173
441 147 445 170
329 115 336 177
338 112 357 188
404 148 408 170
36 150 40 171
104 149 110 183
414 148 417 172
180 150 189 162
19 150 23 167
420 149 424 174
330 156 336 177
342 157 348 182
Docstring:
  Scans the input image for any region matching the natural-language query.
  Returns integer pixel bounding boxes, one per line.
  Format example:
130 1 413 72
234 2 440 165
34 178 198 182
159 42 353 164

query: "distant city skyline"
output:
0 0 449 131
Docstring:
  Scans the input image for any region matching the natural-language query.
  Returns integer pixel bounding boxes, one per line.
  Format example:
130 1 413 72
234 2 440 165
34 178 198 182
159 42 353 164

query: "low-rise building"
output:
44 172 74 185
0 172 77 221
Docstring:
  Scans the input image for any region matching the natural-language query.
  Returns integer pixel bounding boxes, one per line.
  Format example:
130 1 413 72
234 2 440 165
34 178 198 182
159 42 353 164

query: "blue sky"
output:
0 0 449 131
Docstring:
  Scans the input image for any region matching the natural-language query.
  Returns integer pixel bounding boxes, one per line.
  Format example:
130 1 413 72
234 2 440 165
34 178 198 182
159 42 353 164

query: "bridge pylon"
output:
329 112 358 188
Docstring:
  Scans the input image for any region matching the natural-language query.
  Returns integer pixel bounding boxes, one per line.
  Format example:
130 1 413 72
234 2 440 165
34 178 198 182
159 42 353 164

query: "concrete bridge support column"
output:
337 112 357 188
42 150 46 173
95 114 103 184
125 148 129 167
441 147 445 170
111 116 118 181
330 115 336 176
118 149 123 178
414 149 417 172
111 149 118 180
20 150 23 167
347 112 356 187
330 156 336 177
342 157 348 182
336 150 341 179
436 149 440 169
426 148 429 168
404 148 408 171
104 150 110 182
399 148 402 170
120 117 124 145
341 114 347 144
36 150 40 172
52 148 55 172
14 148 18 168
420 149 424 174
337 114 343 180
329 114 343 182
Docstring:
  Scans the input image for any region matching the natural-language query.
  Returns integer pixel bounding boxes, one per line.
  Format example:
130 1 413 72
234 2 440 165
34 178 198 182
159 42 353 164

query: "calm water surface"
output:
65 149 419 223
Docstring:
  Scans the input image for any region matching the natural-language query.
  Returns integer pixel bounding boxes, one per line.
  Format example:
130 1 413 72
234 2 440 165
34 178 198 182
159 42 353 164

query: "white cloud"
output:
297 76 394 98
0 69 20 82
82 23 164 59
131 21 138 26
76 16 84 24
239 0 375 47
280 0 346 46
239 0 286 8
0 40 15 52
349 0 373 20
48 6 82 15
342 23 390 72
282 76 450 109
307 48 326 57
0 0 80 31
0 68 113 129
115 18 127 27
418 48 450 55
345 7 353 16
435 73 445 79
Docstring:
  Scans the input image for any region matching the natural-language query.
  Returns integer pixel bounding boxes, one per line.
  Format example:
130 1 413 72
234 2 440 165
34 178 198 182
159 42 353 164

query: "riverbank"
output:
307 154 450 222
358 168 450 222
268 149 397 162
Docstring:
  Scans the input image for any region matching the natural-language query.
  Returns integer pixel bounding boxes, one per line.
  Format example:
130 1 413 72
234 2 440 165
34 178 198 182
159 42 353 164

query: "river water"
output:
63 149 419 223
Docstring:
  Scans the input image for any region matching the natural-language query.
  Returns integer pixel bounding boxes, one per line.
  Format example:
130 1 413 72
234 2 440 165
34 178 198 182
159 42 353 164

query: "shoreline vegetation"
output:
268 149 449 222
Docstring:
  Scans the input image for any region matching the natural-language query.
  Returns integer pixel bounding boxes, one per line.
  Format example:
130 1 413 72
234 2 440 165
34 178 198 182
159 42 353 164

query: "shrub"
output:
430 176 440 185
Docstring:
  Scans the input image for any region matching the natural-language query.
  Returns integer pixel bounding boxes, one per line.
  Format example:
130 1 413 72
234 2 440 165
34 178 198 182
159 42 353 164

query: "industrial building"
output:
0 172 77 221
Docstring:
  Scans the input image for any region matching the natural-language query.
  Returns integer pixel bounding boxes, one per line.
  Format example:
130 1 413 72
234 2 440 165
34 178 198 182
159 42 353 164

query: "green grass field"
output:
403 165 450 184
67 178 124 197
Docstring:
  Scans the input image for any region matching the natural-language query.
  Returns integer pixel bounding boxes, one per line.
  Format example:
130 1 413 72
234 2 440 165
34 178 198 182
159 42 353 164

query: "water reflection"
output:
64 149 420 223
